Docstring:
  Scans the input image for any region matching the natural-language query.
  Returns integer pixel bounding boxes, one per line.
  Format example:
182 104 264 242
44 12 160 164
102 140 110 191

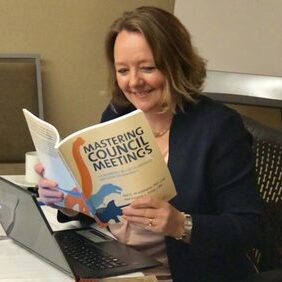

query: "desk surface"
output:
0 238 72 281
0 204 146 281
0 238 152 282
0 204 75 281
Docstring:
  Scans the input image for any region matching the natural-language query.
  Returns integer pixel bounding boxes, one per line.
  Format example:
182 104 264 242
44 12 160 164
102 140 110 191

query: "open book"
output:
23 109 176 226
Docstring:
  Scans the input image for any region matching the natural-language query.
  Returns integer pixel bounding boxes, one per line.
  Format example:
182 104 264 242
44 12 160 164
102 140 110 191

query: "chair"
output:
242 115 282 272
203 69 282 276
0 54 43 174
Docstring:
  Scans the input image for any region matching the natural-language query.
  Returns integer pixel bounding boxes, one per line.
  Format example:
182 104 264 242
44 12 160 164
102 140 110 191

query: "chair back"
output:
0 54 43 173
242 116 282 271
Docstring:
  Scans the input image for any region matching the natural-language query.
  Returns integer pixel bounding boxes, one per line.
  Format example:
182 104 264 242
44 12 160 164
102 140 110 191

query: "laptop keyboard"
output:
59 232 128 270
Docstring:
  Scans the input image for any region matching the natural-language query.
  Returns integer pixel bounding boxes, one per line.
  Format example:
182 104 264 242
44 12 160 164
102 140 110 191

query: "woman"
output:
37 6 263 282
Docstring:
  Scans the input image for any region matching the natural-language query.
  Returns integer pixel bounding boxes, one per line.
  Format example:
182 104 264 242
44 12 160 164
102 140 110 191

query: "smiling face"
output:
114 30 166 114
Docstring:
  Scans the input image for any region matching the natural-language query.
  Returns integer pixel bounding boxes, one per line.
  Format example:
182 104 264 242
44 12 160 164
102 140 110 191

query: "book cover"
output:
23 109 176 226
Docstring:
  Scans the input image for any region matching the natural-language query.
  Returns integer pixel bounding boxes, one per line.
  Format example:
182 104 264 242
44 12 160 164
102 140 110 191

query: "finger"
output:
38 178 58 190
123 215 159 231
38 192 64 205
42 197 64 205
122 205 156 219
123 215 150 226
38 187 64 200
34 163 44 176
130 195 162 209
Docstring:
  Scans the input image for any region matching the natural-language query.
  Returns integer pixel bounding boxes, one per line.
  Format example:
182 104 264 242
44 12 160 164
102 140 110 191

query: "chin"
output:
129 98 161 113
135 105 159 114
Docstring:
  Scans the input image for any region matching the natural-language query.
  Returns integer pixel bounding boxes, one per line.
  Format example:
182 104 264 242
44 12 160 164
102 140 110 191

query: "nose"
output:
129 70 144 88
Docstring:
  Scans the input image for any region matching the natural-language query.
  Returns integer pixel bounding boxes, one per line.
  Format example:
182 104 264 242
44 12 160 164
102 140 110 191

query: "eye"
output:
116 68 129 75
141 66 156 73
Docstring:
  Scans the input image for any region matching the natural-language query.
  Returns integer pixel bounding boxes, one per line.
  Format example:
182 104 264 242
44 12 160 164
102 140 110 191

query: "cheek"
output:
154 80 165 95
116 75 126 90
151 73 166 90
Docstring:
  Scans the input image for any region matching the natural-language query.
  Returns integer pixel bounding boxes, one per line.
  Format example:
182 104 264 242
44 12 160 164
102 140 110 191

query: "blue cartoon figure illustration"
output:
86 183 123 219
63 137 126 226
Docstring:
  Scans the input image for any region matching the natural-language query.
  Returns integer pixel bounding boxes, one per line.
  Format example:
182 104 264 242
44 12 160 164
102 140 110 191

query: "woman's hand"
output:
34 163 64 205
122 195 185 238
34 163 78 216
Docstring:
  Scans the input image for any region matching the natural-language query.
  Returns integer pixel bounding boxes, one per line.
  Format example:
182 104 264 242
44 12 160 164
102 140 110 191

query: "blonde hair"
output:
105 6 206 112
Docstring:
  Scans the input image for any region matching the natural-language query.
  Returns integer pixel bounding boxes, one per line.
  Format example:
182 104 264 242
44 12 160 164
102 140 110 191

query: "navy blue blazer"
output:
59 95 263 281
99 96 263 282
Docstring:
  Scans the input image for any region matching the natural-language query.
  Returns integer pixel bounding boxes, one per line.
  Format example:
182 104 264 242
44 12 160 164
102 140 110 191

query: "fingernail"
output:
121 206 128 212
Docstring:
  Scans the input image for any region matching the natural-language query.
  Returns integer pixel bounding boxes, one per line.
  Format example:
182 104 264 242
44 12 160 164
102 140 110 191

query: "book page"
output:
56 110 176 225
23 109 77 201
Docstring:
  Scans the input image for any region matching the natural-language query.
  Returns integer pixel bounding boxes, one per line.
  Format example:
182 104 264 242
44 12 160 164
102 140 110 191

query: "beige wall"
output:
174 0 282 130
0 0 174 137
2 0 280 132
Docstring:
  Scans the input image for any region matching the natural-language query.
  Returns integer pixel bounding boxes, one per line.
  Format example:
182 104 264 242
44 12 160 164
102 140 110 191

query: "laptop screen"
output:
0 177 72 275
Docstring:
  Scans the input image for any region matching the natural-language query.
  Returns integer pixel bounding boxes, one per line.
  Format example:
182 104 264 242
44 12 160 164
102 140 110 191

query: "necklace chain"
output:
153 125 171 138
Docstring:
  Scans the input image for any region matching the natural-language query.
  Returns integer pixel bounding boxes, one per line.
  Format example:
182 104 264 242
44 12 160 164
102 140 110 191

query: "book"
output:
23 108 176 226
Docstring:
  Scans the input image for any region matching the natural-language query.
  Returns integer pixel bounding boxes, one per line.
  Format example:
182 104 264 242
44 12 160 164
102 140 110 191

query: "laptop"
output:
0 177 160 279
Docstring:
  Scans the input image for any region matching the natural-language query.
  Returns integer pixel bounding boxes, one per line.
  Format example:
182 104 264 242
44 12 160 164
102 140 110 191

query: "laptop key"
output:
59 232 128 270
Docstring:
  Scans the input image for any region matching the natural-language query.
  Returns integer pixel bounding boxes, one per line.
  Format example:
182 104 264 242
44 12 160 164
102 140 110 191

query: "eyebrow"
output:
114 60 155 66
114 63 126 67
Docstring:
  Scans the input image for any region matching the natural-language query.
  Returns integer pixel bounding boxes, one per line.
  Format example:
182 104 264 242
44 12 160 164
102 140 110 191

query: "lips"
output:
130 89 152 97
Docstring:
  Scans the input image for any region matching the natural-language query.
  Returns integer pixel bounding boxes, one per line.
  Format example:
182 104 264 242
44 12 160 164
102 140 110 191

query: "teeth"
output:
133 90 150 95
